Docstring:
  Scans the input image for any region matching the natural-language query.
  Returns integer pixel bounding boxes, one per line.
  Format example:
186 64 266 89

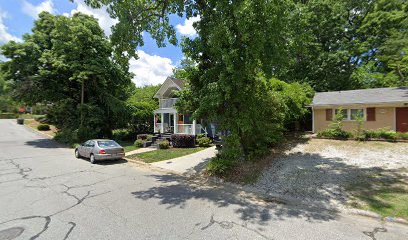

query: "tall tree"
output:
1 12 132 142
355 0 408 87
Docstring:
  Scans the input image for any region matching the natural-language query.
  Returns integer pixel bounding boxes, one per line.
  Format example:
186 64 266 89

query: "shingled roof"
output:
312 87 408 106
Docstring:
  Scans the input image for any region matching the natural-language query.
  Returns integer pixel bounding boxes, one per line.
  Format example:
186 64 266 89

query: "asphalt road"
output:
0 119 407 240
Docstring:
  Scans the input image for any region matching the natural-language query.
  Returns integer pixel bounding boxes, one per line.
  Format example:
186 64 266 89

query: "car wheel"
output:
75 149 80 158
90 154 96 164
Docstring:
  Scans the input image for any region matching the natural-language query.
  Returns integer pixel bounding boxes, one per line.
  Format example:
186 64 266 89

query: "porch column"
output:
153 114 156 132
160 113 164 133
173 112 177 134
192 119 196 135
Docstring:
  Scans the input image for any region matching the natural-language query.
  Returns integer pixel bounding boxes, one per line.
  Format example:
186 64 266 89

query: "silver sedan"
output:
75 139 125 164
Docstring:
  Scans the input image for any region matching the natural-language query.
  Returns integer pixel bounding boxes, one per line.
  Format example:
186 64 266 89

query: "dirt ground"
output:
251 138 408 217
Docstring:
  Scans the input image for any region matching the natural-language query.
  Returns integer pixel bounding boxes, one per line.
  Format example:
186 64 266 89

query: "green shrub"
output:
147 134 153 141
37 124 50 131
196 133 206 139
134 139 144 147
112 129 132 141
158 140 170 149
317 128 351 139
197 137 212 147
171 134 195 148
396 132 408 140
206 155 236 176
363 128 397 141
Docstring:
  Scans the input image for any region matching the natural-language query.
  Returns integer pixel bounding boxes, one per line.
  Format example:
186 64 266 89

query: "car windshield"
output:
97 140 120 148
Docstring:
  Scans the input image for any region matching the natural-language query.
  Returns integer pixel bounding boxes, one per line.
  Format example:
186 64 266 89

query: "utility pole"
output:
81 79 84 126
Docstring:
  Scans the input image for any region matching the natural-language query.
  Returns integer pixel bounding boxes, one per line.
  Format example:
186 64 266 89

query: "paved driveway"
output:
0 120 407 240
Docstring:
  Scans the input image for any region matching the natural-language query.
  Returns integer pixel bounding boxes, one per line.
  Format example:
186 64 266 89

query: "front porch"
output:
153 110 202 135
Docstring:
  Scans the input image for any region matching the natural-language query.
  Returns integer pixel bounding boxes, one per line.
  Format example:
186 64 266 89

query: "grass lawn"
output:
347 169 408 220
128 147 206 163
117 140 139 153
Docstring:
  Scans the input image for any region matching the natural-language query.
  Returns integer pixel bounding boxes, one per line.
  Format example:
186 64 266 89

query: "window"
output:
350 109 364 120
335 109 348 120
333 108 366 121
97 140 120 148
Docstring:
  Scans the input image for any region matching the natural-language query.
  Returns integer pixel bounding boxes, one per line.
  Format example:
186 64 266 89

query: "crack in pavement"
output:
63 222 76 240
363 227 387 240
200 214 273 240
0 159 119 240
0 215 51 240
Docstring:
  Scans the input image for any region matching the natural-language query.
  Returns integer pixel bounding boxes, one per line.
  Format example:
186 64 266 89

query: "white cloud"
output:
0 55 8 62
66 0 118 36
0 10 21 43
176 16 200 37
129 50 175 87
22 0 55 19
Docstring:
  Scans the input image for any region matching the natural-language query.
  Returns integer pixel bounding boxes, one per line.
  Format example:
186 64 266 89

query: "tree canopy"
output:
1 12 132 142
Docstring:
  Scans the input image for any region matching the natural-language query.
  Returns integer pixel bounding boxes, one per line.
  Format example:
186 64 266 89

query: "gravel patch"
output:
252 139 408 208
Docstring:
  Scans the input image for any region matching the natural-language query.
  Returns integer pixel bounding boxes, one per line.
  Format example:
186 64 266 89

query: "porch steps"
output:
150 133 172 147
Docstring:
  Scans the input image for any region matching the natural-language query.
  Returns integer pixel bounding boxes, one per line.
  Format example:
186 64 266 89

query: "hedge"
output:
317 128 408 141
171 134 195 148
0 113 18 119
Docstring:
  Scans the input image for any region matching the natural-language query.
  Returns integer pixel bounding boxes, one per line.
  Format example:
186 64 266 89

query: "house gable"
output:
154 77 184 99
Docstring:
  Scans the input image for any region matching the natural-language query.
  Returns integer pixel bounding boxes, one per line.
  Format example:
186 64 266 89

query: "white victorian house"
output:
153 77 203 135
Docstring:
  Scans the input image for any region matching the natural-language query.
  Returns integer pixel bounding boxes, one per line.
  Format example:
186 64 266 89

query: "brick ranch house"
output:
311 87 408 133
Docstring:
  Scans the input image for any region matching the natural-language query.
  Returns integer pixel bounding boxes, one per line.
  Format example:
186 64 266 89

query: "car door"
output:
78 141 89 156
85 140 95 158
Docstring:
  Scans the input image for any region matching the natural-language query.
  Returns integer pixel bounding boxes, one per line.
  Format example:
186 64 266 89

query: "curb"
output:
345 208 408 226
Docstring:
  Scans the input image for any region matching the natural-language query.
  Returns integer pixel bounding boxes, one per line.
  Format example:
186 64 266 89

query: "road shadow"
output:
97 159 128 165
131 173 340 225
24 138 71 149
75 156 128 165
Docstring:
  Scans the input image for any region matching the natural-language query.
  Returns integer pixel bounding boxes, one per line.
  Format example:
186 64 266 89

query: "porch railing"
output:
174 124 202 135
160 98 179 109
154 123 162 133
154 122 202 135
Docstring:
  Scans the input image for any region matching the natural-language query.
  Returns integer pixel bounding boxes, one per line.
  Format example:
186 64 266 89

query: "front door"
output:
178 114 184 124
396 107 408 132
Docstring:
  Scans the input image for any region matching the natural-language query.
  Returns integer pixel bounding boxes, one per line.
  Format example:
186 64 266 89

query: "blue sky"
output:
0 0 199 86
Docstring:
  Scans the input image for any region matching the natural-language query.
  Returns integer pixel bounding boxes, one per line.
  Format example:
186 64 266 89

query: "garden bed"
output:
24 119 58 137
